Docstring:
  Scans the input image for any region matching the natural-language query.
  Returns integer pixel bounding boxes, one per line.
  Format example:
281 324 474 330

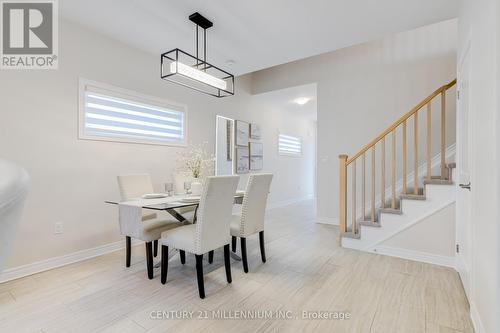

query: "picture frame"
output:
235 146 249 174
249 142 263 170
235 120 249 146
250 123 261 140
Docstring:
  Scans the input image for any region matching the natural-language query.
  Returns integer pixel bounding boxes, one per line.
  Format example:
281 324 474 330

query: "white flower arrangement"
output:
176 142 215 179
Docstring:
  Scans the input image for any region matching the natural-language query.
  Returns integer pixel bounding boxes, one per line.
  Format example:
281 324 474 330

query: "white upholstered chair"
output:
230 173 273 273
160 175 239 298
117 174 181 279
0 160 29 273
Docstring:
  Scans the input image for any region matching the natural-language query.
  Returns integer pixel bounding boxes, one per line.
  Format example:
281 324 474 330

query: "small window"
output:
79 79 187 146
278 134 302 156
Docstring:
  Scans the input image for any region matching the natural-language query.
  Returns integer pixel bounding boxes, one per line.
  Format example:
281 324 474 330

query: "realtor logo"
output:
1 0 58 69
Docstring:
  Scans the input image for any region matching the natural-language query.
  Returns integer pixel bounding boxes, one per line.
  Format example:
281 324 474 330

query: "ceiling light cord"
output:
195 25 199 67
204 28 207 71
194 23 207 71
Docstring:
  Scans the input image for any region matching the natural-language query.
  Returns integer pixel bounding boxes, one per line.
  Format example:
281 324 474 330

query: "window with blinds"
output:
79 80 187 146
278 134 302 156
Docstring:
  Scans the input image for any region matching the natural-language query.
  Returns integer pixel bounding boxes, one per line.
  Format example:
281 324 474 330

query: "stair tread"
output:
430 175 451 180
400 193 426 200
424 179 454 185
359 221 381 227
343 231 361 239
405 187 424 194
379 208 403 215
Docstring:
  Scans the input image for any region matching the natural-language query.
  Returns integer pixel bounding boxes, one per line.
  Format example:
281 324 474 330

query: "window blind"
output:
80 83 186 146
279 134 302 156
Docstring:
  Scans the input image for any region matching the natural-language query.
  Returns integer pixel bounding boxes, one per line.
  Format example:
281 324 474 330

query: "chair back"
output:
195 175 239 254
239 173 273 236
117 174 154 200
0 160 30 272
117 174 157 221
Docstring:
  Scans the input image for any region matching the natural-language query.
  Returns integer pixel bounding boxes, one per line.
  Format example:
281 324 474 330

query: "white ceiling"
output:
60 0 458 76
254 84 317 121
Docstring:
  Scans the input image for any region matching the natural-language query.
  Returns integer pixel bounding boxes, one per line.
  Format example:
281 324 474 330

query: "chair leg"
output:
208 250 214 264
153 240 158 257
224 244 232 283
195 254 205 299
179 250 186 264
145 242 154 280
259 231 266 263
161 245 168 284
241 237 249 273
125 236 131 267
231 236 237 252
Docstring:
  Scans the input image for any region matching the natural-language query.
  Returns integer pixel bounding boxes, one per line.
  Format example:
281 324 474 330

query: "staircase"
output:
338 79 457 251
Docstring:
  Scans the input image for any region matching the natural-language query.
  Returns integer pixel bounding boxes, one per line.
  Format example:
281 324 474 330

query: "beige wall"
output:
0 20 315 269
250 19 458 224
458 0 499 332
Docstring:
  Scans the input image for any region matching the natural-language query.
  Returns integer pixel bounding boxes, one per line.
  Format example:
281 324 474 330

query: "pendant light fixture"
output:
161 12 235 98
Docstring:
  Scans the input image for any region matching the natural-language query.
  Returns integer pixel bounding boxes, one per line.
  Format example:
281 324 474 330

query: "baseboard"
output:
0 238 140 283
267 195 314 210
470 301 486 333
371 245 456 268
316 216 339 225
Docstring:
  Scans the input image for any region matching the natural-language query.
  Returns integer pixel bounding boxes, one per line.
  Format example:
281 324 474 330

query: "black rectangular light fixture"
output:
160 12 235 98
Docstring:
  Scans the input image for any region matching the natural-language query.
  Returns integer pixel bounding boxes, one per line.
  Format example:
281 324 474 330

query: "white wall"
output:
250 20 458 224
458 1 499 332
381 203 455 257
0 19 315 270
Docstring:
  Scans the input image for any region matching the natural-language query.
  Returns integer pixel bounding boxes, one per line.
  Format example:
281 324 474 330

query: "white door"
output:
456 45 473 299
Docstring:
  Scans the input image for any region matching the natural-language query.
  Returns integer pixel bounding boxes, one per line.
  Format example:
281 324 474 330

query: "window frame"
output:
278 133 302 157
78 78 188 147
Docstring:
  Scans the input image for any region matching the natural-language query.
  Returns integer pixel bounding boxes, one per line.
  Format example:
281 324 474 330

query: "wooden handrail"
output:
346 79 456 165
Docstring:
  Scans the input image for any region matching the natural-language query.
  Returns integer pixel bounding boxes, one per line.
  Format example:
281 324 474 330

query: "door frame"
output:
456 40 474 300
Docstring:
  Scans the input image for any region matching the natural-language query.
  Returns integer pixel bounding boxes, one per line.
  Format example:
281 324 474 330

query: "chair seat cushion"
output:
230 213 263 237
161 224 197 254
230 215 241 237
139 218 181 242
141 211 157 221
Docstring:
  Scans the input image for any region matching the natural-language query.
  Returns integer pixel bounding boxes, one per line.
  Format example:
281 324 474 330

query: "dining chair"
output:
160 175 239 299
117 174 181 279
0 159 30 273
230 173 273 273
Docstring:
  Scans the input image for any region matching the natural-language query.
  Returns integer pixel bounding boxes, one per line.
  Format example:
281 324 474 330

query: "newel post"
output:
338 154 348 246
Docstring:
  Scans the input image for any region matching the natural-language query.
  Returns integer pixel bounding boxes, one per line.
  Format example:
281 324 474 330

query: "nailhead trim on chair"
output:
239 175 255 236
193 177 214 254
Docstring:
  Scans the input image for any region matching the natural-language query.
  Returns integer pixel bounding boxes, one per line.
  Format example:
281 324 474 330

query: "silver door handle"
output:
459 182 471 190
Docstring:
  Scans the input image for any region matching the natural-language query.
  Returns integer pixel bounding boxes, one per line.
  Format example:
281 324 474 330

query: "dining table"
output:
105 191 245 264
